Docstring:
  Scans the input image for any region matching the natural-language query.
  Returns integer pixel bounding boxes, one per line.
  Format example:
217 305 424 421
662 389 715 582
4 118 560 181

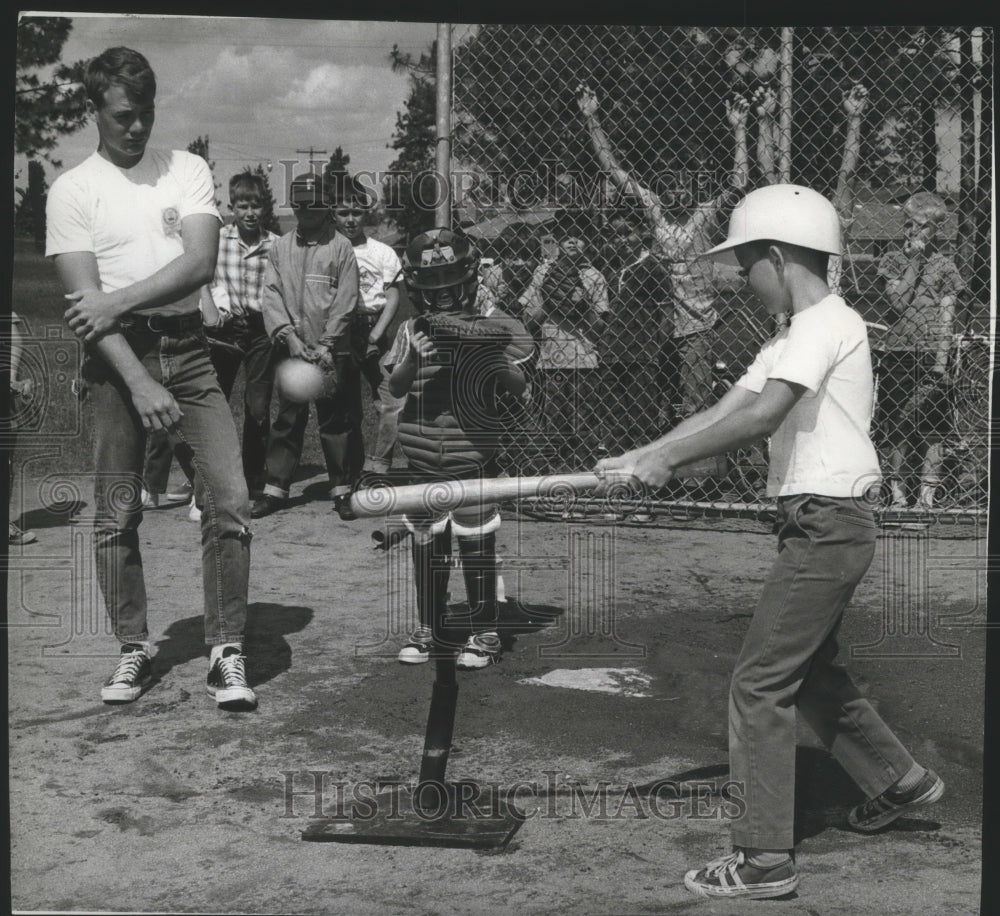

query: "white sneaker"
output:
456 632 501 670
187 496 201 522
164 482 193 504
9 523 38 545
206 647 257 709
397 626 433 664
101 644 153 703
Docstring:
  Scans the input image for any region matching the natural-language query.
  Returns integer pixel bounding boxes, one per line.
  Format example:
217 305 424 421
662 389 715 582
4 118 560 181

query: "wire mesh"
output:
445 25 993 526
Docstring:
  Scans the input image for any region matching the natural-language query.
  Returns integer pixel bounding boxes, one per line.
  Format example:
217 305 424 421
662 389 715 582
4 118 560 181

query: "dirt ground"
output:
6 470 989 915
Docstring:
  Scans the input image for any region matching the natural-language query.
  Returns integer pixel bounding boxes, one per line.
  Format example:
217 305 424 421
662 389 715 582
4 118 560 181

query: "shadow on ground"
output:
17 498 88 531
151 602 314 687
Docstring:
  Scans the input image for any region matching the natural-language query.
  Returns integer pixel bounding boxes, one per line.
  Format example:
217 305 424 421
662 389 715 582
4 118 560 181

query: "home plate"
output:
518 668 652 697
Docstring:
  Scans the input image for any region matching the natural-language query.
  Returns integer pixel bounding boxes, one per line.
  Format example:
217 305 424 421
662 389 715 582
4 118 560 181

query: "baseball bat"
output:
351 472 604 518
351 452 727 519
351 472 621 519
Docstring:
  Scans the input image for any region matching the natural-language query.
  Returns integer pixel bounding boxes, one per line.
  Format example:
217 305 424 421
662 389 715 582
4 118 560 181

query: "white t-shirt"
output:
351 236 402 314
46 149 220 315
737 295 880 498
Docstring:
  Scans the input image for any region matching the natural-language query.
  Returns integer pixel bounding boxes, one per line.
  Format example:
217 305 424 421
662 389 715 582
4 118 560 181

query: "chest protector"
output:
397 317 516 475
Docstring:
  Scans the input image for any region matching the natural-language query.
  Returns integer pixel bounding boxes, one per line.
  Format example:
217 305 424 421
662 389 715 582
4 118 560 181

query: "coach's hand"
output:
64 289 122 343
130 379 183 432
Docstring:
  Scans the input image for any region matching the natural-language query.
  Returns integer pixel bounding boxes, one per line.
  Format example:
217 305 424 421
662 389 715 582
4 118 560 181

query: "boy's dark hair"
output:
83 47 156 107
331 174 375 210
229 172 267 203
745 239 831 276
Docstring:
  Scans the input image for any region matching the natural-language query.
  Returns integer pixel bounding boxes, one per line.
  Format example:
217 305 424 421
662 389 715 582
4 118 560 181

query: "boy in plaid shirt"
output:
208 171 281 497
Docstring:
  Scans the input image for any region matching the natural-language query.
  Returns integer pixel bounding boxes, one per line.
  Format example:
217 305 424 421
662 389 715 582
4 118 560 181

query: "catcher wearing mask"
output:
382 228 535 669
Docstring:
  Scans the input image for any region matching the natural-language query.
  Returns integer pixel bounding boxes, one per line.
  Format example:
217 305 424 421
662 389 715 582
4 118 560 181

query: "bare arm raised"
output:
831 84 869 220
752 85 781 186
577 84 665 227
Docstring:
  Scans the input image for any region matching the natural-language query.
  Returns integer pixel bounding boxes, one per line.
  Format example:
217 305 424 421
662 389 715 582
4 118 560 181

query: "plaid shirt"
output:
214 223 280 316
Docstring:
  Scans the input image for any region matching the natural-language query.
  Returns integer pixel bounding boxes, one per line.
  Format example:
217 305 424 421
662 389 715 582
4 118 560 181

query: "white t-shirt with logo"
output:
45 149 220 316
351 236 402 314
737 295 881 498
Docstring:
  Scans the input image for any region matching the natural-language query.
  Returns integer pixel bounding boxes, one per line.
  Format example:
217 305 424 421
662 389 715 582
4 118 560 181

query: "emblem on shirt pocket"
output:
162 207 181 237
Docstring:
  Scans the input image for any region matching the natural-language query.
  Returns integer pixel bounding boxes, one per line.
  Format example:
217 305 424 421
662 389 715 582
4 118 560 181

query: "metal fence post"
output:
436 22 453 229
779 27 794 182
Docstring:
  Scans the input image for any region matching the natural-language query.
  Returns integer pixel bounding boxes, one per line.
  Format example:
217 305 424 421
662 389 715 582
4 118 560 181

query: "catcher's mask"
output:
402 227 480 314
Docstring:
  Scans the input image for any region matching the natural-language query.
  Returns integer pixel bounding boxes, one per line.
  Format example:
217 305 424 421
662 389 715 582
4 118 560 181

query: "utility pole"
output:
296 147 329 174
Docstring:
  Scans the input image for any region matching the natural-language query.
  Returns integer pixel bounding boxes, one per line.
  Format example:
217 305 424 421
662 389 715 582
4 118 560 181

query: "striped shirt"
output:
214 222 280 316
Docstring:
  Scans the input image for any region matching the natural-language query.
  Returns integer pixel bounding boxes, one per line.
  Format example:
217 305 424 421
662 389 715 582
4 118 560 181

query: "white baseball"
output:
276 358 324 402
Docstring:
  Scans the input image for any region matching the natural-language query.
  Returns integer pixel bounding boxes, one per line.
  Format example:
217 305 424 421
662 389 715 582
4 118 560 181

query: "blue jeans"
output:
82 328 251 646
206 311 276 493
142 430 194 494
363 372 405 474
262 356 364 499
729 494 916 849
359 332 405 474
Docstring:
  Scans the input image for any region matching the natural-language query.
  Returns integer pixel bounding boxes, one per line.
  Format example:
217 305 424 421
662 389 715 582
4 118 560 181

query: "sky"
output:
16 13 438 213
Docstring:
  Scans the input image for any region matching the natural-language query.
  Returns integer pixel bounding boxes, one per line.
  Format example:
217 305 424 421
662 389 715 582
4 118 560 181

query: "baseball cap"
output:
289 173 326 207
698 184 842 265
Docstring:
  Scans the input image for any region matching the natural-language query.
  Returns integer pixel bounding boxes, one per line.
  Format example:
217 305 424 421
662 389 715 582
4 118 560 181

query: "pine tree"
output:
384 43 438 239
15 16 88 165
323 145 352 202
187 135 223 209
14 159 49 251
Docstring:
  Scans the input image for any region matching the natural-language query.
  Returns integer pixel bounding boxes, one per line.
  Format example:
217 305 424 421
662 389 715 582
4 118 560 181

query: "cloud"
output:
19 16 435 193
274 62 407 113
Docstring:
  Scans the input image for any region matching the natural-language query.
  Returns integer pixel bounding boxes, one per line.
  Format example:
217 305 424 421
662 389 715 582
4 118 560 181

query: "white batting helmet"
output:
699 184 842 265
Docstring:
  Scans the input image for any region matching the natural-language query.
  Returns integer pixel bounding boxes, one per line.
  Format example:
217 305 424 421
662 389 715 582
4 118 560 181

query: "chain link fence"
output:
446 24 992 526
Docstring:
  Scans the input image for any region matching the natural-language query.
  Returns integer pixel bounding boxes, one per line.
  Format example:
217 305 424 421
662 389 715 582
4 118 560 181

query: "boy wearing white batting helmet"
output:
597 183 942 899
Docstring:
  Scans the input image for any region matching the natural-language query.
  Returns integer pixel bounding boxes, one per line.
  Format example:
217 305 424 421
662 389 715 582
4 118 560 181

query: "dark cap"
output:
289 173 326 206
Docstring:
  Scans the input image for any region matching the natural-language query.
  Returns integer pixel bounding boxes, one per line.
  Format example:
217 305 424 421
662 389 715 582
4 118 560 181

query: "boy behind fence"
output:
876 191 965 509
